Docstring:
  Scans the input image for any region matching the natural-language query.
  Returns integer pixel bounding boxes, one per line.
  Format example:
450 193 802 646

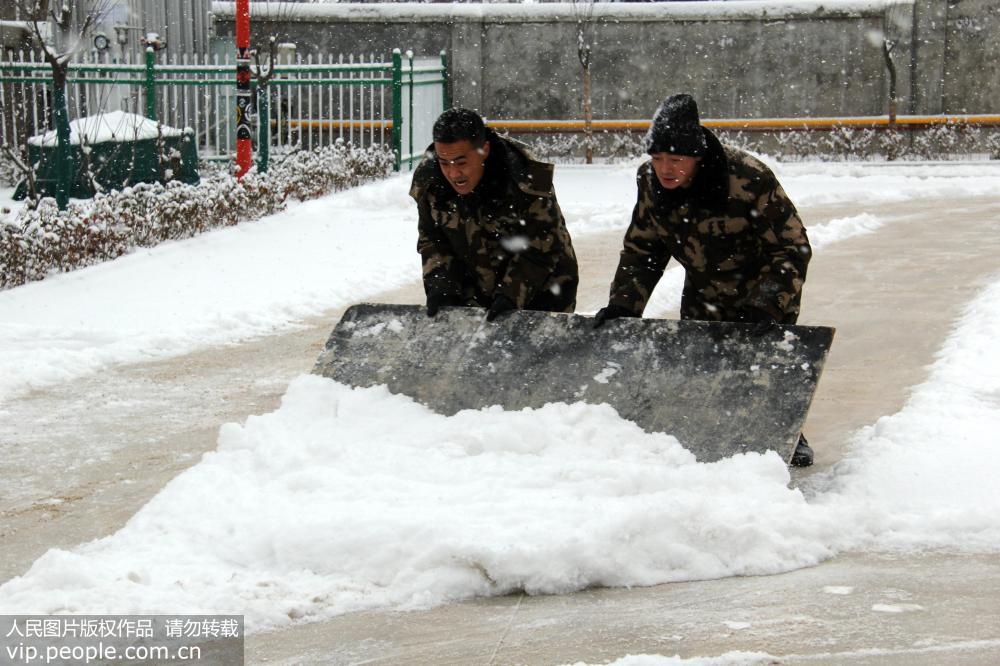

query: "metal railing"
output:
0 48 448 172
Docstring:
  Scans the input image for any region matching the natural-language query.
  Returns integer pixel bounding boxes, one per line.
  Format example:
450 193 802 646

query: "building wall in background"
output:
941 0 1000 114
208 1 997 121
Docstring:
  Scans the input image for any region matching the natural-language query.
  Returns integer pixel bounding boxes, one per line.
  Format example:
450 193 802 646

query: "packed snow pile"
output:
0 377 823 627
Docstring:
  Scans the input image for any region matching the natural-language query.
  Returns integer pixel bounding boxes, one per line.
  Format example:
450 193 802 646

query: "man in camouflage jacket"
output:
597 94 810 325
411 108 578 320
595 94 814 464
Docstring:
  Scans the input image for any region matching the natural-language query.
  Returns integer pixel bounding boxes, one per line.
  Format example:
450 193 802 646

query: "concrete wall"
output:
209 1 999 120
941 0 1000 114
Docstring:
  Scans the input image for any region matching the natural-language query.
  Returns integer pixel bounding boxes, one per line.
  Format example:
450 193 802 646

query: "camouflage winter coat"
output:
608 131 811 324
410 132 578 312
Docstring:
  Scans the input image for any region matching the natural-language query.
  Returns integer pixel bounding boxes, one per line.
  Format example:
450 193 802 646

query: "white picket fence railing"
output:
0 48 448 170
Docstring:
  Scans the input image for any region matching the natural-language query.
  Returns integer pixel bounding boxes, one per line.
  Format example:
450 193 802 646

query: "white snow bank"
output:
0 380 818 627
27 111 187 147
806 276 1000 551
775 161 1000 206
3 273 1000 628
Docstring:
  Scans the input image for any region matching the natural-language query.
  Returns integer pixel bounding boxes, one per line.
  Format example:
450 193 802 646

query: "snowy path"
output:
0 197 918 582
244 193 1000 664
2 164 1000 663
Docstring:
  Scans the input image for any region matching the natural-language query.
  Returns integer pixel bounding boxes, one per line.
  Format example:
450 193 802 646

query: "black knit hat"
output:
644 93 708 157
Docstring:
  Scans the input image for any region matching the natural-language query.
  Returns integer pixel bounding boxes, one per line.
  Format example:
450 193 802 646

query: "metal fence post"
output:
440 50 450 110
391 49 402 172
53 83 72 210
407 50 414 170
144 48 157 121
257 84 269 173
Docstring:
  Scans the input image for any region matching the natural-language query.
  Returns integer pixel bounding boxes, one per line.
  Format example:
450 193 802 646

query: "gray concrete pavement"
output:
248 553 1000 665
2 194 1000 664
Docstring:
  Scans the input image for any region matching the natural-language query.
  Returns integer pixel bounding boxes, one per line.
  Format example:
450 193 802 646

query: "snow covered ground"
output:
1 162 1000 637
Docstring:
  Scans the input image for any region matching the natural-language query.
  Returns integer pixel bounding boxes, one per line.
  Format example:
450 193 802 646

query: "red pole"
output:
235 0 252 178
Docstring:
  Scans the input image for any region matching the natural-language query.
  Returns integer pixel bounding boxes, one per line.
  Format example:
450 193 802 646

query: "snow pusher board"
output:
313 304 835 464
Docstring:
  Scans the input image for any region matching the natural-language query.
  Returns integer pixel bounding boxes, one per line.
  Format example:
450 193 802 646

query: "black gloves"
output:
744 308 779 337
426 294 461 318
593 304 635 329
486 294 517 322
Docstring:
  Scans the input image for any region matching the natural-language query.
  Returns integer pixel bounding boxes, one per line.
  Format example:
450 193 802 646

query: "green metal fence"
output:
0 48 448 174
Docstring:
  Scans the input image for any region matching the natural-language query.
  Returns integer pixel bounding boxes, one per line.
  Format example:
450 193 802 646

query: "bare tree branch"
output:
10 0 122 208
1 145 39 204
50 2 72 31
0 90 40 206
882 38 898 125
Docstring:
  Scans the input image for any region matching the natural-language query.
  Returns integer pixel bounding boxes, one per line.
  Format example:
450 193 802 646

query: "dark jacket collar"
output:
410 130 554 204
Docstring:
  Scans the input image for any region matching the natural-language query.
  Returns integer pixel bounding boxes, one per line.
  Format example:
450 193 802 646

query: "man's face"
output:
650 152 701 190
434 139 490 195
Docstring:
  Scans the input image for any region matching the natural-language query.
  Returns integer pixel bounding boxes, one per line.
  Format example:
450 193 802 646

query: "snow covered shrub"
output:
605 133 645 161
926 124 961 156
491 124 998 164
714 131 755 154
267 139 395 200
942 124 986 159
822 127 879 160
909 127 938 160
987 132 1000 160
888 124 995 160
522 133 648 163
0 142 393 290
878 129 908 161
772 131 818 160
523 134 585 161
